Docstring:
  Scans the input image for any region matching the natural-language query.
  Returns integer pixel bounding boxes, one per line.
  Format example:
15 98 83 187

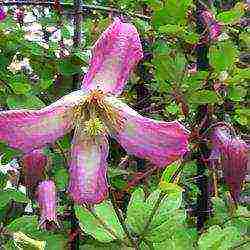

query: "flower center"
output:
75 89 125 137
85 89 105 106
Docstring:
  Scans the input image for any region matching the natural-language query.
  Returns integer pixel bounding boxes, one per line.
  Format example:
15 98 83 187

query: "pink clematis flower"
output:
0 6 6 21
0 18 189 204
37 180 59 230
210 125 249 201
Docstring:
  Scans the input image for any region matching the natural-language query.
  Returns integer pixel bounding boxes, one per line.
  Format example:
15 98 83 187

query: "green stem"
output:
110 189 138 248
138 192 166 244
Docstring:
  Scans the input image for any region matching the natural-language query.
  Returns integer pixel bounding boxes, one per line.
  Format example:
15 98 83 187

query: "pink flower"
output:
199 10 222 42
21 149 48 193
0 7 6 21
210 125 249 201
37 180 59 230
0 18 190 204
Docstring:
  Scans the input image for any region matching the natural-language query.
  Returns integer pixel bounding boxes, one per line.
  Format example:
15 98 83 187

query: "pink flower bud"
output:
199 10 222 42
37 180 59 230
0 7 6 21
211 125 249 201
22 149 48 190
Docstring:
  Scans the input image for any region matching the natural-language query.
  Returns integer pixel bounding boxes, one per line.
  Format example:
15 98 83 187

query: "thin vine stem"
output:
109 188 138 248
85 206 132 247
1 1 150 21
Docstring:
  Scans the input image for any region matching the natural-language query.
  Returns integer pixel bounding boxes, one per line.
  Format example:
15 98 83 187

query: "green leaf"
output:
61 25 72 39
189 90 219 104
184 71 208 91
152 227 197 249
126 188 151 234
161 162 180 183
54 168 69 190
159 183 184 194
234 108 250 126
57 59 82 76
9 81 31 95
198 225 241 250
182 31 199 44
209 41 238 71
0 171 8 190
0 189 29 208
146 189 183 228
7 94 45 109
7 216 67 250
228 86 247 101
207 197 229 226
13 231 46 250
75 201 125 243
79 241 126 250
144 210 186 243
152 0 192 26
158 24 183 34
0 140 22 164
216 3 245 24
152 52 185 84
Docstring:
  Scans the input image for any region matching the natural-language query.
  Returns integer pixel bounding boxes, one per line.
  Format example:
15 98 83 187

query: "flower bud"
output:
0 7 6 21
210 125 248 201
199 10 222 42
37 180 59 230
21 149 48 194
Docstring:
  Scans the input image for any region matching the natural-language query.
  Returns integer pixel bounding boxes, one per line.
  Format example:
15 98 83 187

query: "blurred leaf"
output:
159 182 184 194
9 81 31 95
7 216 67 250
161 162 180 183
158 24 183 34
153 52 185 84
0 171 8 190
216 3 245 24
0 189 29 208
75 201 125 243
189 90 219 104
57 59 82 76
198 225 241 250
209 41 238 71
0 140 22 164
54 168 69 190
61 26 71 39
234 108 250 126
13 231 46 250
153 0 192 26
207 197 229 226
228 86 247 101
7 94 45 109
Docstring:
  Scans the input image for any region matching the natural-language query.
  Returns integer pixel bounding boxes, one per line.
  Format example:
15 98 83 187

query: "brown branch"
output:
1 1 151 21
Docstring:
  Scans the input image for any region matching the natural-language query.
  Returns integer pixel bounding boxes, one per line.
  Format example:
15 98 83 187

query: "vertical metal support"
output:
72 0 83 89
195 1 211 232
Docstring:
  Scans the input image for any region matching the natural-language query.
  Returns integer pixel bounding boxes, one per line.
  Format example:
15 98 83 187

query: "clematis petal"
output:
68 131 109 204
104 97 190 168
82 18 143 95
0 90 86 153
211 125 248 201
